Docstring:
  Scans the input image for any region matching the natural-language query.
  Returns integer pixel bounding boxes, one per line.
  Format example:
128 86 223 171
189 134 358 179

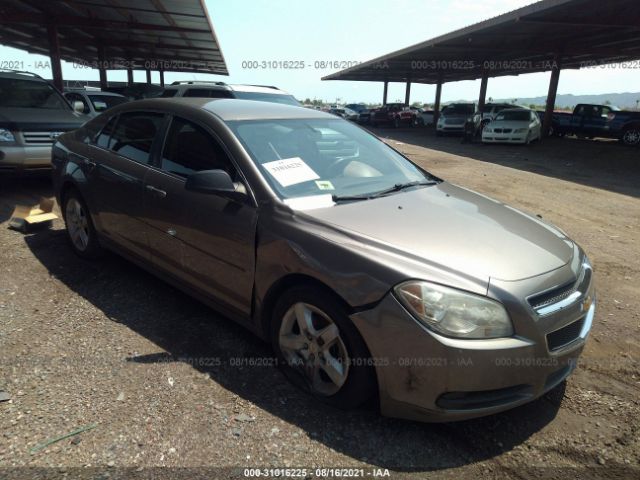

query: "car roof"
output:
499 107 532 113
164 83 291 96
117 97 333 121
82 90 126 97
0 71 47 82
66 89 125 97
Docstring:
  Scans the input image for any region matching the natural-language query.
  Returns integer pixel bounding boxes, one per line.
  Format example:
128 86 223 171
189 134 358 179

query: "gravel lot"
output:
1 130 639 479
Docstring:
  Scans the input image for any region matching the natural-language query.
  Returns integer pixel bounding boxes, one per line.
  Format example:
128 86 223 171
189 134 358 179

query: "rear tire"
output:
271 285 376 409
62 189 103 259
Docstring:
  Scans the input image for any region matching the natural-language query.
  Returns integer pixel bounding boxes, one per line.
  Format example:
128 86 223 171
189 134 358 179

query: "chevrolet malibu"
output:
52 98 595 422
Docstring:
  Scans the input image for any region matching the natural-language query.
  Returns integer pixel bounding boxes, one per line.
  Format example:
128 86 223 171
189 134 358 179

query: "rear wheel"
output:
621 127 640 146
271 286 376 409
62 190 103 259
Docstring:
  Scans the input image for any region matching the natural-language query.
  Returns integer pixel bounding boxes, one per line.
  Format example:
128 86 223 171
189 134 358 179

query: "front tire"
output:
271 286 376 409
621 127 640 146
62 190 103 259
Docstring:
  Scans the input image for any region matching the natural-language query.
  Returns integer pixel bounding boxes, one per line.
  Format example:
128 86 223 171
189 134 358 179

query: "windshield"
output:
0 78 69 110
495 110 530 121
233 91 300 106
442 104 474 115
88 94 128 112
228 118 435 204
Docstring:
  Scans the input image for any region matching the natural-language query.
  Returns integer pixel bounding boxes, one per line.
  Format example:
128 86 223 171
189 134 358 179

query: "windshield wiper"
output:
332 180 437 203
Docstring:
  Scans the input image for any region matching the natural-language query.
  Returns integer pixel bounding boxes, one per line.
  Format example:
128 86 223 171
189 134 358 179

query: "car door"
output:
87 111 165 260
143 115 258 316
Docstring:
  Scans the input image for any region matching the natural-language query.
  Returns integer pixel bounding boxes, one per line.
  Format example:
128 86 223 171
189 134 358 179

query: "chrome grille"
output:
23 131 63 145
528 263 592 316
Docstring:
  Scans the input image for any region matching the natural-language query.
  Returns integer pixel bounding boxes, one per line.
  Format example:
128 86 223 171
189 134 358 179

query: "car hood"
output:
487 120 530 129
301 182 574 282
0 107 87 130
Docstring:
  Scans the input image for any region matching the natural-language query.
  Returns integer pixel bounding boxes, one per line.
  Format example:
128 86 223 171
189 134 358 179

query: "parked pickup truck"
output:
550 104 640 146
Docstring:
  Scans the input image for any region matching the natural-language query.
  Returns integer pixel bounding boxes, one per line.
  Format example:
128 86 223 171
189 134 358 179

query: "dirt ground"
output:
0 129 639 480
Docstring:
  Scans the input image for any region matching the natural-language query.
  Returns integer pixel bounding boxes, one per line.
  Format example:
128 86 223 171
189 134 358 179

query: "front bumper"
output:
437 124 465 133
0 144 53 174
350 269 594 422
482 133 527 144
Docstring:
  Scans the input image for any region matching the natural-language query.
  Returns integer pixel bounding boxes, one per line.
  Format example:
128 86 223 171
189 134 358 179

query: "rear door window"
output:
108 112 164 165
95 115 118 148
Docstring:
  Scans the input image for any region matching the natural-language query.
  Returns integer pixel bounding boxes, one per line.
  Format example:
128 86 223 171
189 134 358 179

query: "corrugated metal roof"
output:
0 0 228 75
323 0 640 84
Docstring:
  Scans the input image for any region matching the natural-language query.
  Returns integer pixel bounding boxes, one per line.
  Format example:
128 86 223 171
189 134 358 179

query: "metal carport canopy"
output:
0 0 228 76
321 0 640 84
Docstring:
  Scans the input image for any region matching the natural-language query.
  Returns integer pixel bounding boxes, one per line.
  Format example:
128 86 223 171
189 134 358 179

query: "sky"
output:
0 0 638 104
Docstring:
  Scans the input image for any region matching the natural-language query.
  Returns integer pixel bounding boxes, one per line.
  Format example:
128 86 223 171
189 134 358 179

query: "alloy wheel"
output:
278 302 350 396
623 129 640 146
65 197 90 252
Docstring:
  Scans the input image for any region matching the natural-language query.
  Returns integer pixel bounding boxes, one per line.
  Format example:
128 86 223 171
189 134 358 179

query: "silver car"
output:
63 89 129 118
52 98 595 422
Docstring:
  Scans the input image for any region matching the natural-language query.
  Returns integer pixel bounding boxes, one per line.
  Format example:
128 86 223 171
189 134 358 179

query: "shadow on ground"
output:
24 226 565 471
0 176 53 223
370 126 640 198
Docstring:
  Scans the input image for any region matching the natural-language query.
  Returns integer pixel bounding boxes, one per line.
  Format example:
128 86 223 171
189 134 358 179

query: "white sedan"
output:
482 108 541 144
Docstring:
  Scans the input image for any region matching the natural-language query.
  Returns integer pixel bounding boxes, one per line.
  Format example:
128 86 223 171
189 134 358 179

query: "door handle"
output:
145 185 167 198
81 157 96 171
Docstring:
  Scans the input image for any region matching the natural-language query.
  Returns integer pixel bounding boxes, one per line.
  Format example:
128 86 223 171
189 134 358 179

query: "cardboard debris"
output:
8 197 58 233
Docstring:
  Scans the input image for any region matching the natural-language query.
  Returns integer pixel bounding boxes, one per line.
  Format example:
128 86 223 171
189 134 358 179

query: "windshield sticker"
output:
262 157 320 187
315 180 335 191
283 194 335 210
93 101 107 110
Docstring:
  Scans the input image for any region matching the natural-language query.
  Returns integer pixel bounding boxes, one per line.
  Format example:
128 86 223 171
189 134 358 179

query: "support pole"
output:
46 23 63 91
159 69 165 87
146 69 151 84
382 81 388 105
127 68 134 86
542 59 561 137
433 78 443 125
97 45 108 90
404 81 411 105
478 71 489 112
99 68 108 90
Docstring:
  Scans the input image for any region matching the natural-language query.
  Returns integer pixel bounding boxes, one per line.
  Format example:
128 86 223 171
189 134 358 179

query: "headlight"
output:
514 128 527 133
484 128 493 133
395 280 513 339
0 128 16 143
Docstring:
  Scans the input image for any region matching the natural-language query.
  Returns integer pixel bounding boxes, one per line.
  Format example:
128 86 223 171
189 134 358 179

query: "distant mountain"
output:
491 92 640 109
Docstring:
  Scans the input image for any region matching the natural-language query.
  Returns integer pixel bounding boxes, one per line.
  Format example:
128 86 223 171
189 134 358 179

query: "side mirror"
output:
73 101 85 113
185 169 239 195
